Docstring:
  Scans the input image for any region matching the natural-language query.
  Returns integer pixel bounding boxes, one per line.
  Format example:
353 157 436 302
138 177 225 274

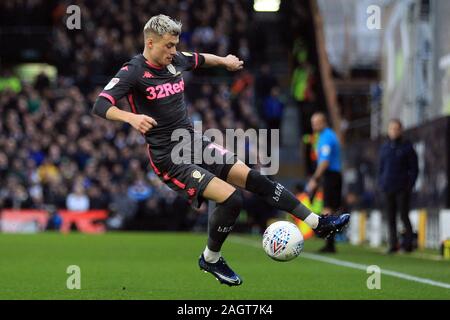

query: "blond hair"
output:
143 14 182 39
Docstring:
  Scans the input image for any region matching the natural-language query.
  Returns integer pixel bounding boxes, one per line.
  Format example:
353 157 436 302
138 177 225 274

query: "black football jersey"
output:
98 51 205 157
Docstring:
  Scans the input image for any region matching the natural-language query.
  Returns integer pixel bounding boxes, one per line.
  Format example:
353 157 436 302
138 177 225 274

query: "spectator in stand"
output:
263 86 284 131
66 183 90 211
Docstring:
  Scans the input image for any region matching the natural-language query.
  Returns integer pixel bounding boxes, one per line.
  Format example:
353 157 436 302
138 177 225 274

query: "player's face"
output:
150 33 179 66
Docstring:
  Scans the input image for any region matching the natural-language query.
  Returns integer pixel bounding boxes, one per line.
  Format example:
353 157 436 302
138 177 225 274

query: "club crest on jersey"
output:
167 64 177 75
104 78 119 90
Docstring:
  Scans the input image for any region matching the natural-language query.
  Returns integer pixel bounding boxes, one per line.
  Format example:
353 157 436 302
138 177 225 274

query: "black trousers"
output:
384 190 413 250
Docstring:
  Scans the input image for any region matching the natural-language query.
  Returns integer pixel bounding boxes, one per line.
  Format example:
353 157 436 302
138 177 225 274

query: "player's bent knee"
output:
220 189 243 215
203 177 236 203
226 160 251 188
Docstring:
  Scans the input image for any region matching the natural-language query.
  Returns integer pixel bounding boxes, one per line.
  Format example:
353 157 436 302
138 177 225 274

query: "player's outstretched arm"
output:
201 53 244 71
91 62 157 134
92 100 157 135
105 106 157 135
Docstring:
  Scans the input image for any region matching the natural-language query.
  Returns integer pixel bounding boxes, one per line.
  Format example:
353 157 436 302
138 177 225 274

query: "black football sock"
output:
245 169 317 225
206 189 243 254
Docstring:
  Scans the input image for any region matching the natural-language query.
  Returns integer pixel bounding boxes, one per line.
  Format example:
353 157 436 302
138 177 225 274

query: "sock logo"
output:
217 226 233 233
272 183 284 202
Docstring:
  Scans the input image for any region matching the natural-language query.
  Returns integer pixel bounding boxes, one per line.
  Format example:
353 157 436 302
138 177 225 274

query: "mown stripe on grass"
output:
231 236 450 290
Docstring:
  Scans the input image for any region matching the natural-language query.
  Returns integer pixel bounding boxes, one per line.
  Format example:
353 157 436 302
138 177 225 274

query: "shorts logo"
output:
192 170 205 182
104 78 119 90
187 187 196 197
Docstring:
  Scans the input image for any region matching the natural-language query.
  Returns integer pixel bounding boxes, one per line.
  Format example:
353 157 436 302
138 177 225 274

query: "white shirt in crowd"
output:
66 193 90 211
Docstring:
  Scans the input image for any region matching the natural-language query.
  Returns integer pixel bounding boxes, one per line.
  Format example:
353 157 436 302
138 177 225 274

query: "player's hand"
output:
224 54 244 71
128 114 157 134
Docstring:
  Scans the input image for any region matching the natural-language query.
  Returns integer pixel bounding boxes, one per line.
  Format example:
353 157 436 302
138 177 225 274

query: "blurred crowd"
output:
0 0 282 232
50 0 254 93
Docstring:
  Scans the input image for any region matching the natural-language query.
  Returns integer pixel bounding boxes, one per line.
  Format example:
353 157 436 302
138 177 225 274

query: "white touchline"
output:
231 236 450 290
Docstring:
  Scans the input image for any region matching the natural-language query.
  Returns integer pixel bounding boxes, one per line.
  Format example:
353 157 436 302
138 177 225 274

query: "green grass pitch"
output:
0 232 449 300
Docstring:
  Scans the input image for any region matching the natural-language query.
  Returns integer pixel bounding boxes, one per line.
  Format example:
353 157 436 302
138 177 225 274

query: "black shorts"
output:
147 132 239 208
323 170 342 210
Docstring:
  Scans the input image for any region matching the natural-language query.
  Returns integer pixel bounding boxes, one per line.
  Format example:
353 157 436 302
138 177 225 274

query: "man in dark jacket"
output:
378 119 419 253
